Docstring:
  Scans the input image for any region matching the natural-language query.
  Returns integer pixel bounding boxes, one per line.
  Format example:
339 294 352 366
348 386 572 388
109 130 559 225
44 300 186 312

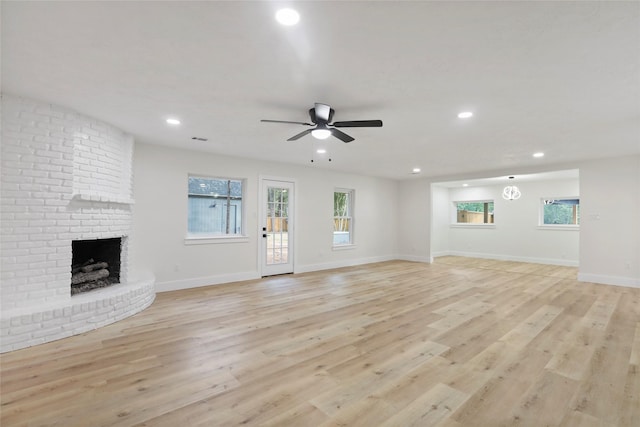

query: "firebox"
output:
71 238 122 295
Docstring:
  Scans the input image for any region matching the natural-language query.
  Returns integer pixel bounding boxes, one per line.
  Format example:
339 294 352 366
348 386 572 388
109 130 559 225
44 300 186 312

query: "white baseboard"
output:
396 254 432 263
156 271 260 293
156 255 637 294
295 255 398 274
158 256 402 292
577 273 640 289
439 250 579 267
430 251 450 259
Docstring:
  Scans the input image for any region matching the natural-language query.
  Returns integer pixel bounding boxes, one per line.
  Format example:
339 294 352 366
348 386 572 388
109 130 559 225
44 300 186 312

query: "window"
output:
455 201 494 224
188 176 244 236
334 189 354 246
541 198 580 225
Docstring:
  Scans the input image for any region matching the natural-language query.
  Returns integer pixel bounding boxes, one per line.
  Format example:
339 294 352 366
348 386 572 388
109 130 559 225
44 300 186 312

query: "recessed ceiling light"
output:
316 149 327 154
166 118 181 125
275 8 300 26
462 183 469 187
458 112 473 119
533 152 545 158
412 168 421 174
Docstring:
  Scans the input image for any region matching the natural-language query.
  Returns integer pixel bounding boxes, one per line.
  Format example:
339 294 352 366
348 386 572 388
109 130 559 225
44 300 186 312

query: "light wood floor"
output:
1 257 639 426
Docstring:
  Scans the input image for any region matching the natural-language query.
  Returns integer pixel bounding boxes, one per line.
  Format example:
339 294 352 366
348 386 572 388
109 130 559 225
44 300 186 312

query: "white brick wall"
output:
1 94 154 353
73 120 134 201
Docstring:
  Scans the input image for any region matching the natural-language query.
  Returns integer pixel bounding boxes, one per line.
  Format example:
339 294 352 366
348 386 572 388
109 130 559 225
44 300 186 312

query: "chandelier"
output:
502 176 521 200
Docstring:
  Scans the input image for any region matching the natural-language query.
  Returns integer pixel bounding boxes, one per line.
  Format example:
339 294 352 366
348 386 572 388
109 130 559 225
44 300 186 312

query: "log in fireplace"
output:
71 238 122 295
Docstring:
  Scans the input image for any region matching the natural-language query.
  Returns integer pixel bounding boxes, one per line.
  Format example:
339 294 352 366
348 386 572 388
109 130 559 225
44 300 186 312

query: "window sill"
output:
450 224 496 229
537 225 579 231
184 235 250 245
332 244 356 251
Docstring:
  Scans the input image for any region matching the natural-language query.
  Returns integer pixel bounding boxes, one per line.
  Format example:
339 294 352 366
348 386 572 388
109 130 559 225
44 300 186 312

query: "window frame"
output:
333 188 355 248
538 197 580 230
452 199 495 227
185 175 248 244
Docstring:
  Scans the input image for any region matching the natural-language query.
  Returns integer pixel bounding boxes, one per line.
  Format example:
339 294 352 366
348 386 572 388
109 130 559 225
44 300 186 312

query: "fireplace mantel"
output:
72 192 135 205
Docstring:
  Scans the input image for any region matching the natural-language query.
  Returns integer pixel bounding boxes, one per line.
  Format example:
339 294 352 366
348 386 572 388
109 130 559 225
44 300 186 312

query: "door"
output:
260 179 294 276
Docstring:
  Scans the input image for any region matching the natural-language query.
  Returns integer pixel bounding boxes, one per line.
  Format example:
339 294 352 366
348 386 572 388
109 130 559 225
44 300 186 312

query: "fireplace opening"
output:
71 238 122 295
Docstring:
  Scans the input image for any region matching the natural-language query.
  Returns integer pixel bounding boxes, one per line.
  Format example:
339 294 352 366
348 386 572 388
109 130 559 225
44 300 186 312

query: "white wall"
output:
430 185 450 258
437 178 580 266
397 178 430 262
578 156 640 287
132 143 400 291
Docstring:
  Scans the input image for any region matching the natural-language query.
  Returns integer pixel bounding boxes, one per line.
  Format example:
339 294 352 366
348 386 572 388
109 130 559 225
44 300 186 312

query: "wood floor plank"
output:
451 348 554 426
312 339 449 416
630 321 640 366
380 382 468 427
1 257 637 426
429 294 495 331
317 395 398 427
374 355 453 408
505 370 580 427
545 303 611 381
498 304 564 348
559 410 618 427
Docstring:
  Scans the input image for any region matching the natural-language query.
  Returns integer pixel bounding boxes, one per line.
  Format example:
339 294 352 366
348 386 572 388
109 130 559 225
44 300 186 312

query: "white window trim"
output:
452 199 495 225
450 224 496 229
184 234 250 245
333 188 355 247
536 225 579 231
187 175 247 241
332 244 357 251
539 196 580 227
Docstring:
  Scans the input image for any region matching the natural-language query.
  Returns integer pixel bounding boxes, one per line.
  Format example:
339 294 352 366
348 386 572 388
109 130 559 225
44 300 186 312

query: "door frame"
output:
258 175 297 277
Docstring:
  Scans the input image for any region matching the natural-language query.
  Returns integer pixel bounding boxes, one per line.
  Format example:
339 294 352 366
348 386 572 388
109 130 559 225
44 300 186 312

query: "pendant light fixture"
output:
502 176 521 200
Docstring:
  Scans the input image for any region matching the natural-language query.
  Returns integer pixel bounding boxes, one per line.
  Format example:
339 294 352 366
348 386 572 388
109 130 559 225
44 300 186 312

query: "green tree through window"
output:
543 199 579 225
334 190 353 245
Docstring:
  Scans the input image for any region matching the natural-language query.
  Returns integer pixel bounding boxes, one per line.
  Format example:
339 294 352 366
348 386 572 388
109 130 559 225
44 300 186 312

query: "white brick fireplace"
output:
1 94 155 352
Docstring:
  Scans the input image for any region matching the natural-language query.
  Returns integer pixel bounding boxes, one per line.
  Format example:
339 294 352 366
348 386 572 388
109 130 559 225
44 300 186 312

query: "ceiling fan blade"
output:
314 103 331 122
332 120 383 128
331 128 355 143
287 129 313 141
261 119 313 126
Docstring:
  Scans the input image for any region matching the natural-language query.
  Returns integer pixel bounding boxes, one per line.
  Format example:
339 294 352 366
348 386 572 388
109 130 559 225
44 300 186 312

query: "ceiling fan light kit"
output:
261 102 383 143
275 8 300 26
311 128 331 140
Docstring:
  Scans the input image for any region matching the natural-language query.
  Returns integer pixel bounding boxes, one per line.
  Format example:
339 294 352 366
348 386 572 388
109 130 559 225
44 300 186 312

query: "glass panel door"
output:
261 179 294 276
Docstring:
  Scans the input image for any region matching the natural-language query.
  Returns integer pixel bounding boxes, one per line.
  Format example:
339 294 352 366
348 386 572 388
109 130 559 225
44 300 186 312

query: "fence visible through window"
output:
266 187 289 265
455 201 494 224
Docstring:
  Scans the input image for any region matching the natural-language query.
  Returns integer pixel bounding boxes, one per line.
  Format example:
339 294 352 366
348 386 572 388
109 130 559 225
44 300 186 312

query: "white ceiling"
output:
2 1 639 181
433 168 579 188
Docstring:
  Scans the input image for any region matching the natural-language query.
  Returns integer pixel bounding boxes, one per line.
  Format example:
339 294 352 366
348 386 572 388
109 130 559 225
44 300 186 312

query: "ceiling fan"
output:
261 103 383 143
